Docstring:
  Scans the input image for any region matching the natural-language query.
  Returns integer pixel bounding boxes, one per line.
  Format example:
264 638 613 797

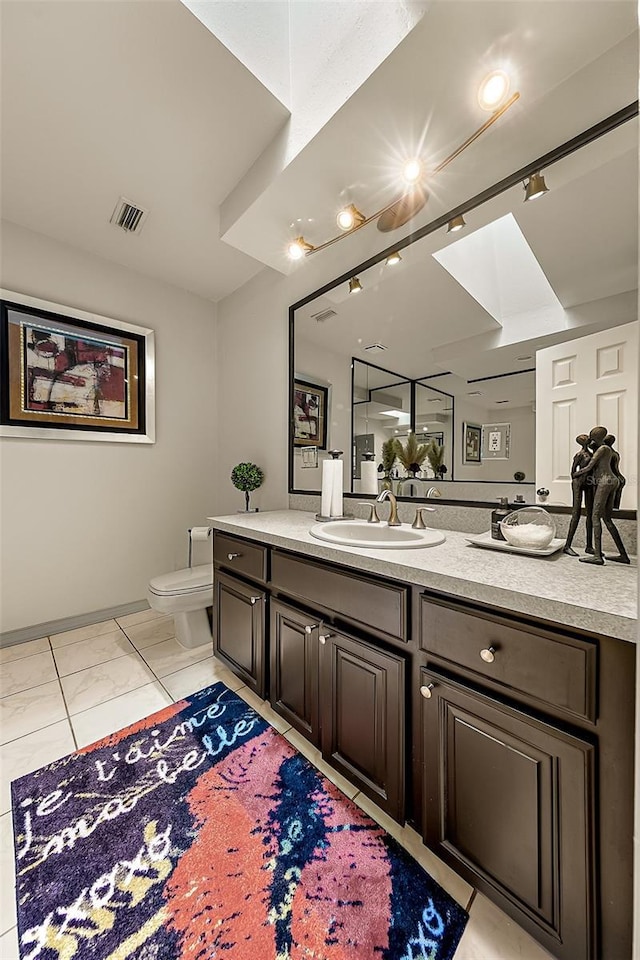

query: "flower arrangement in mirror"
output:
231 462 264 512
395 433 430 478
379 438 399 490
425 441 446 480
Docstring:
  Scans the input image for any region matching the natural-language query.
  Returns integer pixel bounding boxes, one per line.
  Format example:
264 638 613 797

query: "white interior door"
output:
536 321 638 508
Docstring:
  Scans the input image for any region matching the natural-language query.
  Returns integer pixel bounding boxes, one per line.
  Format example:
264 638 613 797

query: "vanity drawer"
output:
271 550 408 644
419 595 597 723
213 532 267 584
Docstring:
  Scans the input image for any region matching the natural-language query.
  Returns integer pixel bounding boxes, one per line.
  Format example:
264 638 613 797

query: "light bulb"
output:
402 158 423 184
287 236 314 260
386 251 402 266
478 70 509 111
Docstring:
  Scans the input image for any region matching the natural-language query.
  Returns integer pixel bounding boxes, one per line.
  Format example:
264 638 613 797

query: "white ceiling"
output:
1 0 637 313
0 0 289 302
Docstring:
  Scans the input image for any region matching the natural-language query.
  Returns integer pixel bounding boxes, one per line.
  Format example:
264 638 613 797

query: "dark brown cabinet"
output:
214 569 266 697
420 668 596 960
321 630 405 822
270 598 320 745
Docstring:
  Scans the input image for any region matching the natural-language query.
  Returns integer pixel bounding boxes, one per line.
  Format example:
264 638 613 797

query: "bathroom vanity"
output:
208 509 636 960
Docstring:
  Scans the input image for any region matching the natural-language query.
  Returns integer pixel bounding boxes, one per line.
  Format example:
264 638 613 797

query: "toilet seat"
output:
149 563 213 597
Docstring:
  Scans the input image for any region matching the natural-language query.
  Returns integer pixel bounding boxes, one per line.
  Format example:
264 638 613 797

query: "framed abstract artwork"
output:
0 290 155 443
463 422 482 463
293 378 328 449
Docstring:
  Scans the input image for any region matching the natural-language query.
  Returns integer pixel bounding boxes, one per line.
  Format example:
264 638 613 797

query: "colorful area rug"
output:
12 682 468 959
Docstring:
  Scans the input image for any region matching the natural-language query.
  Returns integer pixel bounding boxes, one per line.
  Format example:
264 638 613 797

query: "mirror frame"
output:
288 102 638 516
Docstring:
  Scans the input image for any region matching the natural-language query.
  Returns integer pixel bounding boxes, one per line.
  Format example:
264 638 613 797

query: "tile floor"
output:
0 608 554 960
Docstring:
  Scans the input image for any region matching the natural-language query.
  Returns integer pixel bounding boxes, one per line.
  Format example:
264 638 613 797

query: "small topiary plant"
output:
231 462 264 512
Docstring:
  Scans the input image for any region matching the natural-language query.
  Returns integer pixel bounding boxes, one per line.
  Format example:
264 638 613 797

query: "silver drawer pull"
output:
227 552 241 561
319 633 333 645
480 646 497 663
250 595 263 605
304 624 318 634
420 683 435 699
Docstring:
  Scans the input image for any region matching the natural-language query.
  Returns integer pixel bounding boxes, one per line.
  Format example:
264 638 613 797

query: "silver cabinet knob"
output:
227 552 241 561
420 683 435 699
250 595 263 605
480 646 496 663
318 634 333 645
304 624 318 634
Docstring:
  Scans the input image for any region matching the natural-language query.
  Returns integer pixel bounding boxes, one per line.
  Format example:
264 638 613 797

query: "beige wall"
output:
0 221 217 633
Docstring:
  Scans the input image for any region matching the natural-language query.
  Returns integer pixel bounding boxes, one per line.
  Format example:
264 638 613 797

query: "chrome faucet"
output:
376 488 401 526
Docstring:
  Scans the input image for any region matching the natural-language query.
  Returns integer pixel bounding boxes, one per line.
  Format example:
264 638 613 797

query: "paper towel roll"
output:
190 526 212 542
330 459 343 517
360 460 378 496
321 460 334 517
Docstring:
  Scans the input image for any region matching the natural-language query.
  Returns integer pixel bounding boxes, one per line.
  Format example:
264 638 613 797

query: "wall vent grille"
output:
110 197 148 234
310 308 337 323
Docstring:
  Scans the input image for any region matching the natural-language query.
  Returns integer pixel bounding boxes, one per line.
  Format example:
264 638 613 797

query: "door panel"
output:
321 630 405 821
214 570 265 696
270 599 319 745
421 669 596 960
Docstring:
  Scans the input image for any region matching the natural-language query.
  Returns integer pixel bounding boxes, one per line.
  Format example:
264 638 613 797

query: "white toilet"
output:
147 563 213 649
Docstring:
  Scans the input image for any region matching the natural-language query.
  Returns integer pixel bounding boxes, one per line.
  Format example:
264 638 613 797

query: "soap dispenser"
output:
491 497 511 541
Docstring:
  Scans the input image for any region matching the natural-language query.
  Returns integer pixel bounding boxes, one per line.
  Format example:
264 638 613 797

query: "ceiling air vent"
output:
310 308 337 323
110 197 148 234
364 343 387 353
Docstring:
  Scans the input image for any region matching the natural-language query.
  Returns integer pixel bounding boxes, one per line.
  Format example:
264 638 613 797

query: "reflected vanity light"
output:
386 251 402 265
348 276 363 294
523 172 549 201
447 214 467 233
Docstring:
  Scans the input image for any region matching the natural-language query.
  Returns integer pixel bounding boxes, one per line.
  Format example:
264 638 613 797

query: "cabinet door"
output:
214 570 266 697
270 599 320 746
420 669 596 960
320 630 405 822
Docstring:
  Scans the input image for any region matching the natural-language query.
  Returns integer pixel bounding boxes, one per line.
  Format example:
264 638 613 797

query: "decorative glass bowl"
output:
500 506 556 550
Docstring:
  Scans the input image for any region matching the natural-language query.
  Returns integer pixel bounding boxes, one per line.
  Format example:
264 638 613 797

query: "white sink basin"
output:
310 521 446 549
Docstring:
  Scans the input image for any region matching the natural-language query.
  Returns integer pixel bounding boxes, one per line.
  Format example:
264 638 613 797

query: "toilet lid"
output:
149 563 213 596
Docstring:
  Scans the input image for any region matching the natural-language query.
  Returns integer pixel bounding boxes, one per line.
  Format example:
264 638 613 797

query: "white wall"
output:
0 221 217 633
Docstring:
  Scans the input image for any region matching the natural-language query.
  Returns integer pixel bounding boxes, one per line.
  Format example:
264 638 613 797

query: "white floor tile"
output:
0 650 57 699
455 891 555 960
160 657 242 700
234 687 292 735
122 616 176 650
0 812 16 934
139 637 211 678
0 926 19 960
0 637 50 665
53 630 134 677
116 607 164 629
60 653 156 715
0 720 75 815
71 681 174 749
50 619 120 649
0 680 67 745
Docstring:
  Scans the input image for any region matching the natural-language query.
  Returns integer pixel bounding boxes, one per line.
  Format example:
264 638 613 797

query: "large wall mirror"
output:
289 106 638 509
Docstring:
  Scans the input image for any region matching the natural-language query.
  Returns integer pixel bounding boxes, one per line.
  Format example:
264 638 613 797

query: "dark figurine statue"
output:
572 425 630 565
563 434 594 557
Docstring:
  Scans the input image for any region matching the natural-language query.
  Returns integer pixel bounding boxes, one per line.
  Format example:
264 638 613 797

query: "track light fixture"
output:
385 251 402 266
348 277 363 294
523 171 549 202
287 236 315 260
286 72 520 260
447 214 466 233
337 204 366 231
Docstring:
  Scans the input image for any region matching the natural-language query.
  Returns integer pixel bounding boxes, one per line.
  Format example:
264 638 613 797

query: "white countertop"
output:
208 510 637 644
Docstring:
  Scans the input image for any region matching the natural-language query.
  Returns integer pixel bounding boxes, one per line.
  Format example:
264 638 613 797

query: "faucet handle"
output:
359 502 380 523
412 506 435 529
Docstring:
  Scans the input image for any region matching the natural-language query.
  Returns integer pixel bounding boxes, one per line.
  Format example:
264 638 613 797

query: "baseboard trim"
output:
0 600 150 648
